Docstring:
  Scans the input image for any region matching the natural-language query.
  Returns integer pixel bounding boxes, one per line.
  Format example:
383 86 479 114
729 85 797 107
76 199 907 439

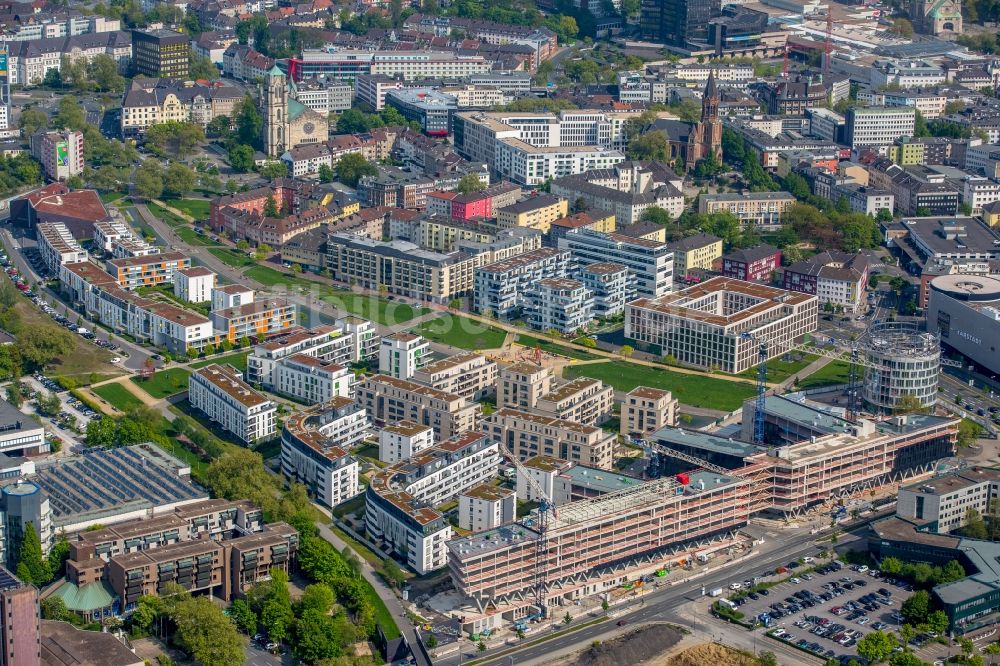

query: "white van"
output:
729 582 743 590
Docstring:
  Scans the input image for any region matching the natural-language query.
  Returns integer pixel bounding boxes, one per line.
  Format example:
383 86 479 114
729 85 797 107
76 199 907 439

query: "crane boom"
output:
645 440 736 477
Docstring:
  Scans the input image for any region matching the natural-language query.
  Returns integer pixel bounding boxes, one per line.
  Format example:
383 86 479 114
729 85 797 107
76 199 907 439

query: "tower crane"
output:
501 443 557 617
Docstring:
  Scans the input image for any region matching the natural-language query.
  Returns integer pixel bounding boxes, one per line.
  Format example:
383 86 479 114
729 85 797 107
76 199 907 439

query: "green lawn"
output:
244 265 298 286
208 248 256 268
797 360 853 389
131 368 191 399
515 335 600 360
174 225 219 246
145 201 187 227
163 198 211 220
564 362 757 411
412 315 507 350
190 351 249 371
91 383 144 411
99 190 126 204
737 353 820 384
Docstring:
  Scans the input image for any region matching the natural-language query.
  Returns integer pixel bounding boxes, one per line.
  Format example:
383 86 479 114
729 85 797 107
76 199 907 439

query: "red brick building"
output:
721 244 782 283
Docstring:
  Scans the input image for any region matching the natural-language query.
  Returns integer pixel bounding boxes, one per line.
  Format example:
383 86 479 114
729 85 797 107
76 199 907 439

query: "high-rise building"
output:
641 0 720 47
0 567 39 666
131 28 189 79
30 130 84 182
0 47 10 132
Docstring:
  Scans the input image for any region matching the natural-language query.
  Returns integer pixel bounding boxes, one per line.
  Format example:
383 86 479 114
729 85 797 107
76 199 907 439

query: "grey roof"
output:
651 426 763 459
42 620 143 666
10 30 131 59
666 232 722 252
784 250 869 283
724 244 781 264
760 394 856 435
122 78 243 109
0 398 35 431
901 216 1000 257
496 194 563 215
702 191 795 203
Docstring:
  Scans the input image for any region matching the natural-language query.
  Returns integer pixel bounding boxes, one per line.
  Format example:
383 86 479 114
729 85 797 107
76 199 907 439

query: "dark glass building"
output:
640 0 721 47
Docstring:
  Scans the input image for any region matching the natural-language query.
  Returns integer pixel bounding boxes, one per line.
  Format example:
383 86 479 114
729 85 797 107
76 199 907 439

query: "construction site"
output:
443 314 961 633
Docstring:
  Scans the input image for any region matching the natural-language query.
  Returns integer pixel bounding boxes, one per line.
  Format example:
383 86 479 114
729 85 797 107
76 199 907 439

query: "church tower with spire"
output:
699 71 723 163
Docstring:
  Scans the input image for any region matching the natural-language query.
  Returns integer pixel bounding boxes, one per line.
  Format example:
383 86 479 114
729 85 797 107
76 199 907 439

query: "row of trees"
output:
133 160 199 200
879 556 966 589
0 281 75 381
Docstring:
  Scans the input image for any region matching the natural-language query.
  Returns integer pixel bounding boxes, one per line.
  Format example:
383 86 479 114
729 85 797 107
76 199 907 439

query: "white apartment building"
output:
247 322 377 388
458 485 516 533
353 74 404 111
474 247 573 318
782 250 870 314
525 277 594 334
516 455 571 502
845 107 917 149
536 377 615 426
292 80 353 114
378 421 435 464
497 362 554 412
578 262 629 318
274 354 354 405
281 398 365 508
365 432 499 573
212 284 255 312
36 222 87 274
174 267 216 304
412 352 498 402
379 332 430 380
92 219 158 259
188 364 277 444
558 229 674 298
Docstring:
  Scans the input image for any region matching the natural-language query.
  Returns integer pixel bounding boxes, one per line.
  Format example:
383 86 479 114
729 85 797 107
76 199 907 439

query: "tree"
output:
5 384 23 408
129 597 157 633
563 612 572 624
961 508 989 539
135 161 165 200
16 325 73 369
620 345 634 359
189 53 219 80
166 586 247 666
18 108 48 137
958 418 985 447
229 598 258 635
88 54 125 92
228 144 255 172
318 163 334 183
257 161 288 179
234 94 263 149
456 173 486 194
856 630 897 663
253 243 272 261
86 415 117 447
927 609 950 634
258 569 294 644
889 653 925 666
52 97 85 131
298 583 335 615
336 153 378 187
891 17 914 37
263 195 280 218
758 653 778 666
901 590 931 626
627 131 669 161
641 207 672 225
427 633 438 648
15 522 51 585
163 162 196 198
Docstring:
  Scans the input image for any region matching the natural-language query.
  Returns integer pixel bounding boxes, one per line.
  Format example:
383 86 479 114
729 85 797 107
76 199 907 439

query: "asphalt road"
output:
445 526 870 666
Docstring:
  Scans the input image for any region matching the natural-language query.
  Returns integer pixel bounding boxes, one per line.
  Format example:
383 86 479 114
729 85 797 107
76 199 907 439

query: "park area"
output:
91 382 144 412
411 315 507 350
796 360 852 389
564 361 757 411
132 368 191 399
191 352 249 371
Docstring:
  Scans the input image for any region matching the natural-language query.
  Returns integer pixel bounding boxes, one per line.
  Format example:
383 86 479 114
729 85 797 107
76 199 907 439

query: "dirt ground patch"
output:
663 643 760 666
570 624 684 666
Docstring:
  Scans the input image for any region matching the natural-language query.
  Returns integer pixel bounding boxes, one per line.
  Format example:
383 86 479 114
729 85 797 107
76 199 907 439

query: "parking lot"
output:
719 561 953 664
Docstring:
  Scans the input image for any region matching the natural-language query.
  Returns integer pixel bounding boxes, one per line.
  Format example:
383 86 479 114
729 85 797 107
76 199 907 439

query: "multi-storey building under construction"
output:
447 396 958 632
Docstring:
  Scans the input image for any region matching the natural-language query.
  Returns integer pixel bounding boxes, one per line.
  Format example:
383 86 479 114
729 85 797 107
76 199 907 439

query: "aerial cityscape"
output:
5 0 1000 665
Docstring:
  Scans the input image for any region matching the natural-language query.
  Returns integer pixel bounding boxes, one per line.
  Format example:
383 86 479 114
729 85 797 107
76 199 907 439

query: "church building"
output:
651 73 724 169
261 65 329 158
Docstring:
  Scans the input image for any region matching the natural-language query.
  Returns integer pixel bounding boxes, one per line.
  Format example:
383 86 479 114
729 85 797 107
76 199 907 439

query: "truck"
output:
709 588 724 597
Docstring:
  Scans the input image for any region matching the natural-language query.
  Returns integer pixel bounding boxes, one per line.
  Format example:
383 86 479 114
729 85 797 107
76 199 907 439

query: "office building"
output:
385 88 456 136
30 130 83 181
558 228 674 298
379 422 435 465
484 408 616 469
280 398 364 508
458 486 516 533
846 107 917 149
131 28 188 79
928 274 1000 374
189 364 277 444
379 333 430 380
366 432 499 573
412 352 498 402
356 375 480 440
621 387 678 438
0 400 46 457
640 0 720 46
626 277 818 373
284 50 490 83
